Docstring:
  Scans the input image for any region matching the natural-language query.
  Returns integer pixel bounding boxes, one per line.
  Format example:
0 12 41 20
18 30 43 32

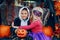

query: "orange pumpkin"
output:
0 25 11 38
43 26 53 37
17 29 27 38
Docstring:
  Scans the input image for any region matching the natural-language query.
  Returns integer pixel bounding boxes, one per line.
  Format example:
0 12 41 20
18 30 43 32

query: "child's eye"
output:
25 13 27 14
21 13 23 14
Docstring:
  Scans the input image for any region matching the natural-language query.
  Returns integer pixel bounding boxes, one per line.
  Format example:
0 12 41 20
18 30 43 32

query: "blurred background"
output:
0 0 60 40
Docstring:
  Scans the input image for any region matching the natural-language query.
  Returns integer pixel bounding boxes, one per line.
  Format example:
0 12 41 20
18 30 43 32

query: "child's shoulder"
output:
15 17 20 20
14 17 21 22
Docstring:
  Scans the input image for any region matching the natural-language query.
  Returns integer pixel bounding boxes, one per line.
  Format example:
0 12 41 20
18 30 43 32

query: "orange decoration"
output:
56 10 60 16
0 25 11 38
17 29 27 38
55 23 59 30
54 1 60 16
54 1 60 10
43 26 53 37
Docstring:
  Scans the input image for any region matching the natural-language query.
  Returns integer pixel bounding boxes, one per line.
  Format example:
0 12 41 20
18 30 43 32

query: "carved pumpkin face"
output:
0 25 11 38
17 29 27 38
43 26 53 37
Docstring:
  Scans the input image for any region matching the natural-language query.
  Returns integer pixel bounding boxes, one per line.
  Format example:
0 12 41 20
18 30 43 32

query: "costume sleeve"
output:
14 18 21 26
19 20 40 30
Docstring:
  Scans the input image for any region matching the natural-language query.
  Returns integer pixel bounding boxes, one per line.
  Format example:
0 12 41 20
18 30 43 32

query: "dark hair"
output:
22 8 28 11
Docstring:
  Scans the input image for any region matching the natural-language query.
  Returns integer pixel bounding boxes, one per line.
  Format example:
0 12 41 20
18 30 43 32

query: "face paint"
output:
33 10 42 17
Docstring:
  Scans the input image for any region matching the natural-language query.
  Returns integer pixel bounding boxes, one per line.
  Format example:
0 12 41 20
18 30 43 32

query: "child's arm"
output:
12 22 18 28
11 22 19 33
19 20 40 30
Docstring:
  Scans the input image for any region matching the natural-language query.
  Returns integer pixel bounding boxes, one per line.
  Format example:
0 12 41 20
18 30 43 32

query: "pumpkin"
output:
17 29 27 38
43 26 53 37
0 25 11 38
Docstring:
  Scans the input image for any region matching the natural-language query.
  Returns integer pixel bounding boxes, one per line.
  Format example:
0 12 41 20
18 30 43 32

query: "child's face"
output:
21 10 28 20
32 13 40 20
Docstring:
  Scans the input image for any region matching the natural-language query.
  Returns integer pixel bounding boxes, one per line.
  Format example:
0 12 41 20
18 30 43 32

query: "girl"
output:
19 7 51 40
11 7 32 40
12 7 30 27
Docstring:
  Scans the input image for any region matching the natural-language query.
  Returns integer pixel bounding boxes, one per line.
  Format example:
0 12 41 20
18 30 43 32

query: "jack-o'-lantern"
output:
17 29 27 38
0 25 11 38
43 26 53 37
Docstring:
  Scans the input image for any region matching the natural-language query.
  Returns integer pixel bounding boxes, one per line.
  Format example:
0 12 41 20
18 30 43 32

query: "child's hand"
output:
15 29 18 33
15 28 21 33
